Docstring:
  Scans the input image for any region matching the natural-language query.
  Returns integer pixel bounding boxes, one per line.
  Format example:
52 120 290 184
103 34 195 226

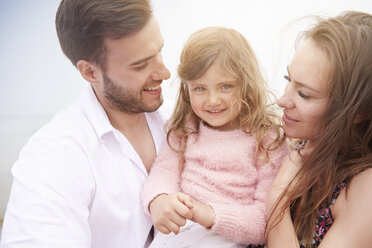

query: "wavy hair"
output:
268 11 372 246
166 26 284 171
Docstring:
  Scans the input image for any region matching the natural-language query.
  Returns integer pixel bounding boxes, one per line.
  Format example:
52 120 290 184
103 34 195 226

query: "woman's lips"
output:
282 112 299 124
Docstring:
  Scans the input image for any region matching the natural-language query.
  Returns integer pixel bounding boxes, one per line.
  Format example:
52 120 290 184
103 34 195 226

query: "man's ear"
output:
76 60 102 85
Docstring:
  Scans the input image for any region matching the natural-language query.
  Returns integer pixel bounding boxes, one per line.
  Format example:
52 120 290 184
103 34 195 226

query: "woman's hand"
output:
266 145 312 248
267 145 313 210
149 192 194 234
267 151 301 203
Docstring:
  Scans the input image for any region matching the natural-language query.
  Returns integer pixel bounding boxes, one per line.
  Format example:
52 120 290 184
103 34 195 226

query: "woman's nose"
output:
277 85 294 109
276 94 287 108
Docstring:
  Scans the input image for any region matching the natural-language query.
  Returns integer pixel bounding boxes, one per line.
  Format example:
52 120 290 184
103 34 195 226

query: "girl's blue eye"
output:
194 87 205 92
221 84 232 90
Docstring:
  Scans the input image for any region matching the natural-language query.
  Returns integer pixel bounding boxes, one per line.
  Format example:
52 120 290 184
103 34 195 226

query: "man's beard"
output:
103 74 163 114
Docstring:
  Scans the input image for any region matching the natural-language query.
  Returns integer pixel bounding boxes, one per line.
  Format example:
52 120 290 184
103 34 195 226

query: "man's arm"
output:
1 136 95 248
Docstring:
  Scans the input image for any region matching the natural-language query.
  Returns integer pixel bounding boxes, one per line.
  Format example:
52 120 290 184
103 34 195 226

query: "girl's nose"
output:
208 92 221 106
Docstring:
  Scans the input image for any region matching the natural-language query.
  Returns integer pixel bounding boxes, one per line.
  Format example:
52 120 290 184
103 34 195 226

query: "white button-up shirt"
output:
1 85 172 248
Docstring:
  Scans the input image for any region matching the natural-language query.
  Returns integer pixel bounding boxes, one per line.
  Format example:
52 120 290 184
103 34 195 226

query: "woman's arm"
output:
266 150 304 248
266 209 299 248
318 168 372 248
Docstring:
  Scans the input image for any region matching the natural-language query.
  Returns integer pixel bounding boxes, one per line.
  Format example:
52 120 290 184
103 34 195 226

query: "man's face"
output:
97 16 170 114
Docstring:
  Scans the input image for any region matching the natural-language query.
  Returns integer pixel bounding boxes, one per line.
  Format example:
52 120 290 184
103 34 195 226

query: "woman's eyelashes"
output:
297 90 310 99
284 74 291 82
284 75 310 99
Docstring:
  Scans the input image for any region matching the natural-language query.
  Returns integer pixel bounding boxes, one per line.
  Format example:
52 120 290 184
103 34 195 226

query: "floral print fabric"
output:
245 182 346 248
300 182 346 248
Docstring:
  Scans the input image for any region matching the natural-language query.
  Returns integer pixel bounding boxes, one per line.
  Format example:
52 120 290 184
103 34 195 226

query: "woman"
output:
266 11 372 247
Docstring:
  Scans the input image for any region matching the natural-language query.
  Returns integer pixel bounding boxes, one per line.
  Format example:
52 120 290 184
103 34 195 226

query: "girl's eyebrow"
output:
188 81 205 86
287 66 321 94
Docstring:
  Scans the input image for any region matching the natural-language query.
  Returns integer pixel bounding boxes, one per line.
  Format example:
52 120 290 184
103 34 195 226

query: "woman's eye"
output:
297 90 310 99
284 75 291 82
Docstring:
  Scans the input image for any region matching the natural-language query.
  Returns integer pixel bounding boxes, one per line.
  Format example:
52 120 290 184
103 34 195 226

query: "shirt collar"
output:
79 84 115 142
79 84 169 153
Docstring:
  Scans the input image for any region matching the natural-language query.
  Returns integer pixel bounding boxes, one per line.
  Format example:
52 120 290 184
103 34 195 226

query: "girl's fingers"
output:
157 224 171 234
168 210 188 227
175 192 194 219
166 220 182 234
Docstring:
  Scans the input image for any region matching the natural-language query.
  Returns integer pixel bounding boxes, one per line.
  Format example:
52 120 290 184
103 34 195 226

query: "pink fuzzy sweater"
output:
142 122 288 245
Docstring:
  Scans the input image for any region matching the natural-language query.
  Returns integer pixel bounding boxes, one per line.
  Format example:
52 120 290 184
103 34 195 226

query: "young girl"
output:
142 26 288 247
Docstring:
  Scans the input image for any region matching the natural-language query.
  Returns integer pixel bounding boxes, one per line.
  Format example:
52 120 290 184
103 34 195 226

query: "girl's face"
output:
277 39 332 141
187 62 240 131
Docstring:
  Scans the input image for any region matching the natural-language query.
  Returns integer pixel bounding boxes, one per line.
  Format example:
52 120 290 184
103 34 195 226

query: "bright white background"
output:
1 0 371 225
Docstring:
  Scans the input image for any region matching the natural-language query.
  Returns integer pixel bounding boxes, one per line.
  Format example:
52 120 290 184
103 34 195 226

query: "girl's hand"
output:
149 192 194 234
186 199 215 228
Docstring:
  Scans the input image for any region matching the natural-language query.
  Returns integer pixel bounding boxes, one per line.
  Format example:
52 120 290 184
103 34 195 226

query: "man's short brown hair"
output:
56 0 152 69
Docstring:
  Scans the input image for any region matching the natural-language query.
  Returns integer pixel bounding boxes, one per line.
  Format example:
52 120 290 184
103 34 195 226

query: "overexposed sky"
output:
0 0 371 117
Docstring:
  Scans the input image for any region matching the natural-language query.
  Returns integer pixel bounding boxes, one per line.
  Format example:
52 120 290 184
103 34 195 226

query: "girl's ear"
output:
76 60 103 86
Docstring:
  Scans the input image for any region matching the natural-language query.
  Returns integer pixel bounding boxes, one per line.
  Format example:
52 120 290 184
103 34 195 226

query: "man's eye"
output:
134 63 148 71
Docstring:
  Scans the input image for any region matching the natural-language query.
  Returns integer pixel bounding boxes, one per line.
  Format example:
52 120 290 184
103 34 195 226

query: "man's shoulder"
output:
11 104 98 182
30 103 95 146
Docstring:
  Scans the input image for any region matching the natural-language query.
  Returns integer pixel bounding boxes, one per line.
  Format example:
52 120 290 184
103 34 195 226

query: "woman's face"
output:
277 39 332 141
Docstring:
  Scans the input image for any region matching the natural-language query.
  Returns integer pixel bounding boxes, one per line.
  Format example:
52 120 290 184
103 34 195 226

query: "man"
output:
1 0 171 247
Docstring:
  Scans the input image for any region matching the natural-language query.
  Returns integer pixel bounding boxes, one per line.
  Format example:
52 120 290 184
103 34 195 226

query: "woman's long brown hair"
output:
268 11 372 247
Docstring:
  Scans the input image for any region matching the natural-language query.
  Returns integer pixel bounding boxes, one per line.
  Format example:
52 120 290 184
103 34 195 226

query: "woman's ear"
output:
354 113 366 123
76 60 102 85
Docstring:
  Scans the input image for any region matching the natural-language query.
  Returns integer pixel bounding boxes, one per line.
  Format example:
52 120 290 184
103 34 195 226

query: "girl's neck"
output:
201 119 240 132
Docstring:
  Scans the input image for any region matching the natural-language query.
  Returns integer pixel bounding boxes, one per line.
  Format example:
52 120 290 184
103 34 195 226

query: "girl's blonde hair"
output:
166 26 284 171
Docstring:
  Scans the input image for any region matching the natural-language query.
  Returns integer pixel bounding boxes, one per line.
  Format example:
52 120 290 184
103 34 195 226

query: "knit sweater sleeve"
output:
209 137 289 245
141 135 182 216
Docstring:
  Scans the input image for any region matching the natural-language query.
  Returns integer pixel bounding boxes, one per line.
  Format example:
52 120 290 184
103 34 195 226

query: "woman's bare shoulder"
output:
321 168 372 247
348 167 372 197
333 168 372 211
